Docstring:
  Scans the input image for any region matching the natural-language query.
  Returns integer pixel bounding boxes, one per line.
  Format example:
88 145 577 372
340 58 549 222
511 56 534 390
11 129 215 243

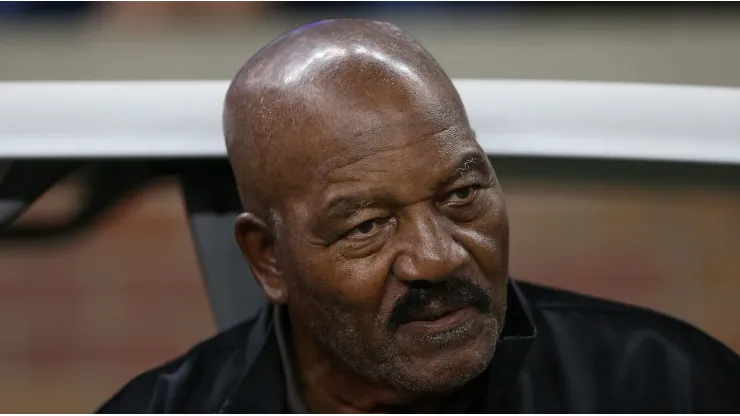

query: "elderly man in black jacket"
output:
99 19 740 413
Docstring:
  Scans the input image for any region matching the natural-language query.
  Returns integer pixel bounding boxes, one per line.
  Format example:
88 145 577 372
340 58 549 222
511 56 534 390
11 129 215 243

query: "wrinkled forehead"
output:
250 89 475 229
313 119 473 183
274 108 478 221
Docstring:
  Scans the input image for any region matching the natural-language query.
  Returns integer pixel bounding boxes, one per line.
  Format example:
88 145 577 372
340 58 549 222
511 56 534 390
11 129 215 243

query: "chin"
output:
390 317 499 393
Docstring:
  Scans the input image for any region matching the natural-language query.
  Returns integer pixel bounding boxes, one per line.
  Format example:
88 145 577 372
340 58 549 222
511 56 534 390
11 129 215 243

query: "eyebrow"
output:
440 149 491 187
323 194 379 220
321 149 490 220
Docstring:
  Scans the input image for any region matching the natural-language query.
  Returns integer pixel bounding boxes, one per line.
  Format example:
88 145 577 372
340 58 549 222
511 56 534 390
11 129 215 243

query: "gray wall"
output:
2 13 740 87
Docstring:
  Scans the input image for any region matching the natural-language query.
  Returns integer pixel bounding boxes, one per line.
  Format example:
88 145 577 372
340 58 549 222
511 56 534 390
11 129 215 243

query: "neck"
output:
288 320 446 413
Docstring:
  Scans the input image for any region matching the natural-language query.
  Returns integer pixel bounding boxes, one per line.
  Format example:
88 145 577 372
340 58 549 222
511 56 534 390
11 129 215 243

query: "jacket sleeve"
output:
96 370 165 413
96 355 196 414
689 329 740 412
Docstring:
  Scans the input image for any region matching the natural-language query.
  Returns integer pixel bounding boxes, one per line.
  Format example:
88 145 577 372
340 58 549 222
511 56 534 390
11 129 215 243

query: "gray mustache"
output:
387 276 492 331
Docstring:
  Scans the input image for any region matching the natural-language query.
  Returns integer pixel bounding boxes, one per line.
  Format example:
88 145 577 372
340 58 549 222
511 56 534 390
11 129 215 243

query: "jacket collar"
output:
482 278 537 412
218 305 287 414
219 277 537 413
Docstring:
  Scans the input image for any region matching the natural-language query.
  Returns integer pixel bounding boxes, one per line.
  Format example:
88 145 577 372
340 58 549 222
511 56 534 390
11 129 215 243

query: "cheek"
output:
293 247 392 319
458 193 509 269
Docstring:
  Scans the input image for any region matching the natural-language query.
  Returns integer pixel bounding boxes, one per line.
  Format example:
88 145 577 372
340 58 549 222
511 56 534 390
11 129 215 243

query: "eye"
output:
354 220 376 235
447 186 478 204
344 218 383 240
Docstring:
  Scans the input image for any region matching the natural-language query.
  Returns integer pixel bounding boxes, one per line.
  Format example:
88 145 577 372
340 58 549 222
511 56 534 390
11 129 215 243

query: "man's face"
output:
276 105 510 393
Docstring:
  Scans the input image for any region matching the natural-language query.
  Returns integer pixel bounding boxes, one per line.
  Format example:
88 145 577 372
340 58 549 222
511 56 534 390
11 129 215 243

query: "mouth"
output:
398 305 478 334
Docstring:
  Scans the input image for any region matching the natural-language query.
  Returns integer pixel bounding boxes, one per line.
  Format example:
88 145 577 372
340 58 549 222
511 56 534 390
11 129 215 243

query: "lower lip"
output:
399 306 477 334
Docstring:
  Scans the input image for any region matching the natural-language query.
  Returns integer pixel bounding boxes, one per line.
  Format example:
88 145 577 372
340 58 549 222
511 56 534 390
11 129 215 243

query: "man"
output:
99 19 740 413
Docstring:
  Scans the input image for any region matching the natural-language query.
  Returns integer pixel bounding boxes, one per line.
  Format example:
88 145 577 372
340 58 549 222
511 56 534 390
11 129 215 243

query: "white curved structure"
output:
0 79 738 164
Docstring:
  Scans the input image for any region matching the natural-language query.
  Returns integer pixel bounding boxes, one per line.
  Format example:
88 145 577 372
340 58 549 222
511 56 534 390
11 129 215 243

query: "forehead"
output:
319 122 474 183
296 118 480 209
307 83 472 178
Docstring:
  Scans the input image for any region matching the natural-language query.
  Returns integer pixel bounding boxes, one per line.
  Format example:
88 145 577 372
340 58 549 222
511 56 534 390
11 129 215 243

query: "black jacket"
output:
98 279 740 413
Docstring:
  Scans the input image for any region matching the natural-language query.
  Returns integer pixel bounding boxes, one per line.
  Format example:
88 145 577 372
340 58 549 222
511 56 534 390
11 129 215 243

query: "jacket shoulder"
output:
96 310 268 413
518 280 728 347
517 280 740 412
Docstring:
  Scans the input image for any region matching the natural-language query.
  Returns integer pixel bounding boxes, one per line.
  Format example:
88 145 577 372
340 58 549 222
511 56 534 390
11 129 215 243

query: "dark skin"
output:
224 19 509 413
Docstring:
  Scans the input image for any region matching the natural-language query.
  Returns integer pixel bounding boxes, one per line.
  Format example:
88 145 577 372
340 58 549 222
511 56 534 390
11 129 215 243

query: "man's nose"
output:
391 212 469 284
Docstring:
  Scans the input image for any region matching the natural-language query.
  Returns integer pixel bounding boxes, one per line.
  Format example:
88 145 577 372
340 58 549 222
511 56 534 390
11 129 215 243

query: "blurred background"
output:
1 1 740 413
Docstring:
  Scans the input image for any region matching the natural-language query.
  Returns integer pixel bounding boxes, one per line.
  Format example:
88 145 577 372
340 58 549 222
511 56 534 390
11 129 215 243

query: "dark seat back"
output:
180 169 266 332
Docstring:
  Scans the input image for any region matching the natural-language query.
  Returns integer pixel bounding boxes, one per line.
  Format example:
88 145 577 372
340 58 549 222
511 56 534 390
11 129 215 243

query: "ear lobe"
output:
234 212 289 304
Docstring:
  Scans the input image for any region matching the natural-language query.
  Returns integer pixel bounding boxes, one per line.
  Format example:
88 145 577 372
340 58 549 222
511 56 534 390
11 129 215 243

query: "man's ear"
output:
234 212 289 304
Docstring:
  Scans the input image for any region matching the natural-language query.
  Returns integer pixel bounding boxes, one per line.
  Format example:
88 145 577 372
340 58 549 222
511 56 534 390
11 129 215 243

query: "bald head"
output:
223 19 468 222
